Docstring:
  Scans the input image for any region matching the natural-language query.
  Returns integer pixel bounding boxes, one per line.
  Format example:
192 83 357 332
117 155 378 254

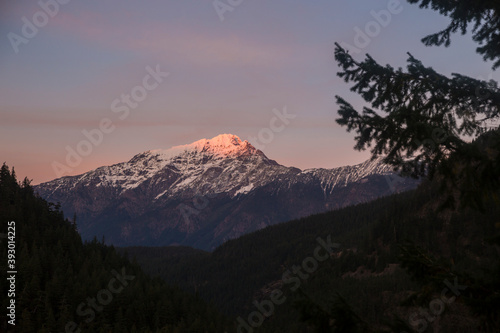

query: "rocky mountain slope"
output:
35 134 419 250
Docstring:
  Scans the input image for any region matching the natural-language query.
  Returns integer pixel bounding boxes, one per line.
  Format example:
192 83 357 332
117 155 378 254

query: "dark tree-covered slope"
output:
123 178 500 332
0 164 232 333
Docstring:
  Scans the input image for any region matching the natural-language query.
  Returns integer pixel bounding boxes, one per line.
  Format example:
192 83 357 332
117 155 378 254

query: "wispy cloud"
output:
48 10 288 67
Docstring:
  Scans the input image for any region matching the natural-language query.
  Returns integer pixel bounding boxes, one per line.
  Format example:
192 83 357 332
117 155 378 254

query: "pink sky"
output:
0 0 495 184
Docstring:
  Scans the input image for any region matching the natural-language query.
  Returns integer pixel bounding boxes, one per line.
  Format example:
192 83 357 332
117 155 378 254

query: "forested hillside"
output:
0 164 232 333
124 178 500 332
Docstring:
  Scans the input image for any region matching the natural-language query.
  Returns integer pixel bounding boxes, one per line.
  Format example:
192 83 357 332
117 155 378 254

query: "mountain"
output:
35 134 419 250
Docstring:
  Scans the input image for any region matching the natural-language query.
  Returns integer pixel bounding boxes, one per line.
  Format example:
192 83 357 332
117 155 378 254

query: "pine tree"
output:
334 0 500 210
333 1 500 331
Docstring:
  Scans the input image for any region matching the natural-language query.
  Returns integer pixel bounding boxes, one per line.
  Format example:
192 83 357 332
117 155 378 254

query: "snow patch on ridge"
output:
235 183 254 196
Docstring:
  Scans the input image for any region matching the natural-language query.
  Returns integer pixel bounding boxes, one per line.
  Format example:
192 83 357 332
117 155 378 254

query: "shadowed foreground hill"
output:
124 178 500 332
0 164 232 333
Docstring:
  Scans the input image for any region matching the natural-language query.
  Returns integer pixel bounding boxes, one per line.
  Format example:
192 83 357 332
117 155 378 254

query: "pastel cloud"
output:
47 10 289 67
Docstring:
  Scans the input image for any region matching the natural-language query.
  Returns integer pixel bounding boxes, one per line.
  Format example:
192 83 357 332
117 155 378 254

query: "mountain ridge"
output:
35 133 419 249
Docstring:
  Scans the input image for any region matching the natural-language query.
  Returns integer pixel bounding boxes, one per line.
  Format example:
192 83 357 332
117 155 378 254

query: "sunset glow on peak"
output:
146 134 259 163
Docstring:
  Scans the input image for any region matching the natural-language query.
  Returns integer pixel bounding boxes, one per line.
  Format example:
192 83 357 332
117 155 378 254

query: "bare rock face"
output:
35 134 419 250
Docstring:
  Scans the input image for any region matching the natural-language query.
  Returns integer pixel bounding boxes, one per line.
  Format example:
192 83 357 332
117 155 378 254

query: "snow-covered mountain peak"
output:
143 133 262 163
38 134 404 201
35 133 420 249
206 133 244 147
189 133 255 156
